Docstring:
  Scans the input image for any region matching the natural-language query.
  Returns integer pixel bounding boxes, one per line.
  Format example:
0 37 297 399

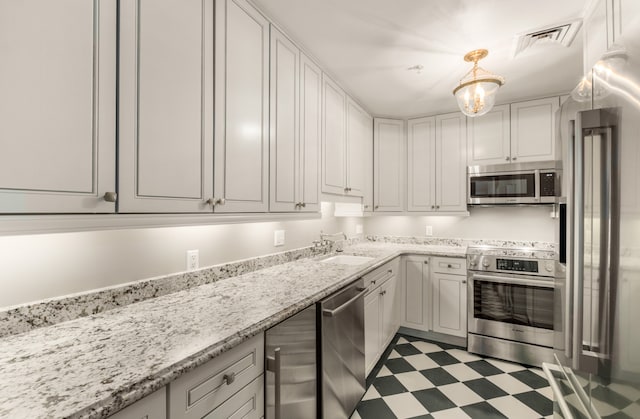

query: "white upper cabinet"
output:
436 113 467 212
214 0 270 213
269 29 320 213
119 0 214 213
346 98 368 198
407 117 436 212
298 53 322 212
374 118 405 211
510 97 560 163
269 27 300 212
321 75 369 198
0 0 116 213
321 75 347 195
466 105 511 166
407 114 466 213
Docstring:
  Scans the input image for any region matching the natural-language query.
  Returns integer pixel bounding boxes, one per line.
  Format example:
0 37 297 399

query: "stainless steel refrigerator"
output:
549 16 640 419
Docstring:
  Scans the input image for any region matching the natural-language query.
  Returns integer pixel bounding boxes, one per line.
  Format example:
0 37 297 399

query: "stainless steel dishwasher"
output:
319 279 367 419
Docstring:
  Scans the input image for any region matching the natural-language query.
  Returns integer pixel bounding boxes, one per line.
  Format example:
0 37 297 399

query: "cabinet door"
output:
299 53 322 212
203 377 264 419
402 256 430 332
611 0 640 46
345 98 367 197
584 0 609 72
381 274 399 348
407 117 436 212
119 0 213 213
0 0 116 213
436 113 467 212
510 97 560 163
269 27 299 212
363 113 374 212
214 0 269 213
466 104 511 165
109 387 166 419
373 118 405 211
432 273 467 338
321 75 347 195
364 290 381 374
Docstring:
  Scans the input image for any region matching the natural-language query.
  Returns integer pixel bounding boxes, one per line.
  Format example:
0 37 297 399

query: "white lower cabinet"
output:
364 259 400 375
168 333 264 419
108 387 166 419
401 256 430 332
432 272 467 338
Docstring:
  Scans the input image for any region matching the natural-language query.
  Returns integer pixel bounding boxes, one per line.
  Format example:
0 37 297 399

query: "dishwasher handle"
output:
322 287 368 317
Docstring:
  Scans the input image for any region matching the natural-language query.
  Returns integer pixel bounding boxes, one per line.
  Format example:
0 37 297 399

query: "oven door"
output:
468 272 555 347
468 171 540 204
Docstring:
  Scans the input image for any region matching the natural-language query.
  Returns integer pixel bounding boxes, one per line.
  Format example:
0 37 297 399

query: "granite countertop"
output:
0 242 466 419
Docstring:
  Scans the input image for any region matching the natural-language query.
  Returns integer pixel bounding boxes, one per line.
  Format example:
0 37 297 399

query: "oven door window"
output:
473 280 553 330
470 174 536 198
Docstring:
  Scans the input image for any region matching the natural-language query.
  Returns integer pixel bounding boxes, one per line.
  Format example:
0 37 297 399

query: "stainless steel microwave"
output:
468 161 562 205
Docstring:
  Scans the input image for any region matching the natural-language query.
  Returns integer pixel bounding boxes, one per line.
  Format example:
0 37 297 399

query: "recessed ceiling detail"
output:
513 19 583 58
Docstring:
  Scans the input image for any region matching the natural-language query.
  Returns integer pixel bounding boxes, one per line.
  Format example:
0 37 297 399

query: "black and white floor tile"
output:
351 334 554 419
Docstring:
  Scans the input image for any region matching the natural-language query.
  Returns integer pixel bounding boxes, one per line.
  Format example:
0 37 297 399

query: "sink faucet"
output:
319 231 348 252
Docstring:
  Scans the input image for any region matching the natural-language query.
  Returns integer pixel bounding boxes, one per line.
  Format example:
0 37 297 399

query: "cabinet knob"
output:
364 205 369 209
447 264 452 268
216 198 226 206
512 157 517 161
372 280 377 285
431 205 435 209
301 202 306 208
462 280 467 284
103 192 117 202
424 261 428 265
205 197 215 206
374 205 379 209
387 269 393 273
223 372 236 385
436 205 440 210
505 156 510 161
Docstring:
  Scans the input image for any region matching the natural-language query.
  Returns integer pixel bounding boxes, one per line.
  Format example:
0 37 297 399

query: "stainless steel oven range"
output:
467 247 557 367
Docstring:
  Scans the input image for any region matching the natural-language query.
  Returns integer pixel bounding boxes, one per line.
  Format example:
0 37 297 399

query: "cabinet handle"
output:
301 202 306 208
447 264 452 268
103 192 117 202
436 205 440 210
374 205 379 209
387 269 393 273
266 347 282 419
223 372 236 385
424 261 428 265
215 198 226 206
295 202 301 208
505 156 511 161
462 280 467 284
431 205 435 209
205 197 215 206
512 157 517 161
371 280 377 285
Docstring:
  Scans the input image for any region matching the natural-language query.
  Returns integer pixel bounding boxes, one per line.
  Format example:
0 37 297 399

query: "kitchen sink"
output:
320 255 374 265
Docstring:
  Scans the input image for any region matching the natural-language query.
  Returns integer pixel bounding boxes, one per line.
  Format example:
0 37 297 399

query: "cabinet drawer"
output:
431 257 466 275
108 387 166 419
168 333 264 419
363 258 400 290
203 376 264 419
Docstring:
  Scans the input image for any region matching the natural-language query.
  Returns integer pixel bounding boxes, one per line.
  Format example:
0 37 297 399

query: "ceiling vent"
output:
512 19 582 58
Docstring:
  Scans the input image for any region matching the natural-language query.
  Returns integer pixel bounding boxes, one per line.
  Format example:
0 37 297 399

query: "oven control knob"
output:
482 260 491 268
469 259 477 267
545 261 554 272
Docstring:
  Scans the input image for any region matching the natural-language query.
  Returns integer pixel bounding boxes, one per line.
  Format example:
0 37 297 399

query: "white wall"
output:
0 203 362 308
364 206 556 242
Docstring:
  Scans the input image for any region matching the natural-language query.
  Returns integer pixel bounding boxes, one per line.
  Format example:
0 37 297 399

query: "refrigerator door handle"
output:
573 113 585 368
266 347 282 419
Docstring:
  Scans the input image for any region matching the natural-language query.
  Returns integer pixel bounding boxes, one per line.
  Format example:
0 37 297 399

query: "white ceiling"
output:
252 0 589 118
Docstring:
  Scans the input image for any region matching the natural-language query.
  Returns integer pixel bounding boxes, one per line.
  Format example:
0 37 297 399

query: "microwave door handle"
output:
471 273 554 288
535 169 541 201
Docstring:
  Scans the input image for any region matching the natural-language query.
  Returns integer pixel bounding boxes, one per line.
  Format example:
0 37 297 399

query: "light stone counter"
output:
0 241 532 418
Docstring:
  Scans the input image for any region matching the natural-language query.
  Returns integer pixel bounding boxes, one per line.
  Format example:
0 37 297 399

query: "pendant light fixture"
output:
453 49 505 117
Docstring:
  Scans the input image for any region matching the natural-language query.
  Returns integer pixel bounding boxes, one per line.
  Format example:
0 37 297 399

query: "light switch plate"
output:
274 230 285 246
425 226 433 236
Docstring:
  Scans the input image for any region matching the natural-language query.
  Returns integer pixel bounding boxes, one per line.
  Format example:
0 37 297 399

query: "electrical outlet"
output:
186 249 199 271
425 226 433 236
274 230 285 246
355 224 363 234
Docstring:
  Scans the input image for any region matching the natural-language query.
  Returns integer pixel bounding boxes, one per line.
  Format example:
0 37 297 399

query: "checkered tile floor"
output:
351 334 554 419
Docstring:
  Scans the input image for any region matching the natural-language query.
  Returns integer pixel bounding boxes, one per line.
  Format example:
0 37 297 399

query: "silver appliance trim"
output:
468 334 556 366
468 160 563 174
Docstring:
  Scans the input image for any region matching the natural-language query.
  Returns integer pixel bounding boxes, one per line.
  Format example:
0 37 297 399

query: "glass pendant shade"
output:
453 49 504 117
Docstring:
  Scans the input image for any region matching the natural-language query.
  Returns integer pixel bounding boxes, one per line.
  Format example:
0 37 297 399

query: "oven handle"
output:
470 273 554 289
